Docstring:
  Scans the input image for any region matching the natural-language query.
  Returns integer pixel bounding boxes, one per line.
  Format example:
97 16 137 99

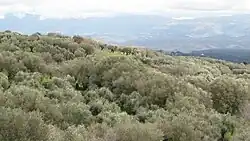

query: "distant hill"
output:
189 48 250 63
168 48 250 64
1 13 250 52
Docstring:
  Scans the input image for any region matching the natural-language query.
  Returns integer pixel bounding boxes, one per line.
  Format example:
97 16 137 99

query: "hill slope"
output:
1 31 250 141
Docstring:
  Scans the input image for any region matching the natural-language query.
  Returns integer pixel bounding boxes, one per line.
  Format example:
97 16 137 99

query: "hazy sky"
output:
0 0 250 19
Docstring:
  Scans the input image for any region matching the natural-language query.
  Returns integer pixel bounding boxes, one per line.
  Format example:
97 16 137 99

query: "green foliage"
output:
0 31 250 141
80 43 95 55
114 122 163 141
210 76 249 115
0 72 9 90
0 107 50 141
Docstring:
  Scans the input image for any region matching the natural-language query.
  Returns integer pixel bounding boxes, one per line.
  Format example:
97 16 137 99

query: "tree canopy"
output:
0 31 250 141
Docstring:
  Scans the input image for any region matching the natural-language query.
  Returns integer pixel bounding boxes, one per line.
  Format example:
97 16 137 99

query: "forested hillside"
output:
1 31 250 141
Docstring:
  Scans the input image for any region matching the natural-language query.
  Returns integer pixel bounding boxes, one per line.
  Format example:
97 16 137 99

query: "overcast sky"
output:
0 0 250 19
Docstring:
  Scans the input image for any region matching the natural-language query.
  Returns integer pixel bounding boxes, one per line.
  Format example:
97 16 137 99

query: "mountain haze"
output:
1 13 250 52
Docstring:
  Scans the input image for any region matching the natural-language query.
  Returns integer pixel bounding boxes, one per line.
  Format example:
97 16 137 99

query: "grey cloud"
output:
169 0 245 11
0 0 249 19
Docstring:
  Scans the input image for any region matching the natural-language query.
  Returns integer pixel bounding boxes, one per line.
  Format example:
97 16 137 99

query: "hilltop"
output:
1 31 250 141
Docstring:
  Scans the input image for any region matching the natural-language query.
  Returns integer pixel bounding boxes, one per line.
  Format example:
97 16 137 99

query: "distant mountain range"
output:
1 13 250 52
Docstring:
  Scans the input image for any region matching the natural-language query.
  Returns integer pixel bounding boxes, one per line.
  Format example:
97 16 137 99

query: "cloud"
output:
0 0 249 19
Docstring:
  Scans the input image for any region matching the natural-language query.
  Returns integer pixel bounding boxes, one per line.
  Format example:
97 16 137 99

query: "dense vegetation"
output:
1 31 250 141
